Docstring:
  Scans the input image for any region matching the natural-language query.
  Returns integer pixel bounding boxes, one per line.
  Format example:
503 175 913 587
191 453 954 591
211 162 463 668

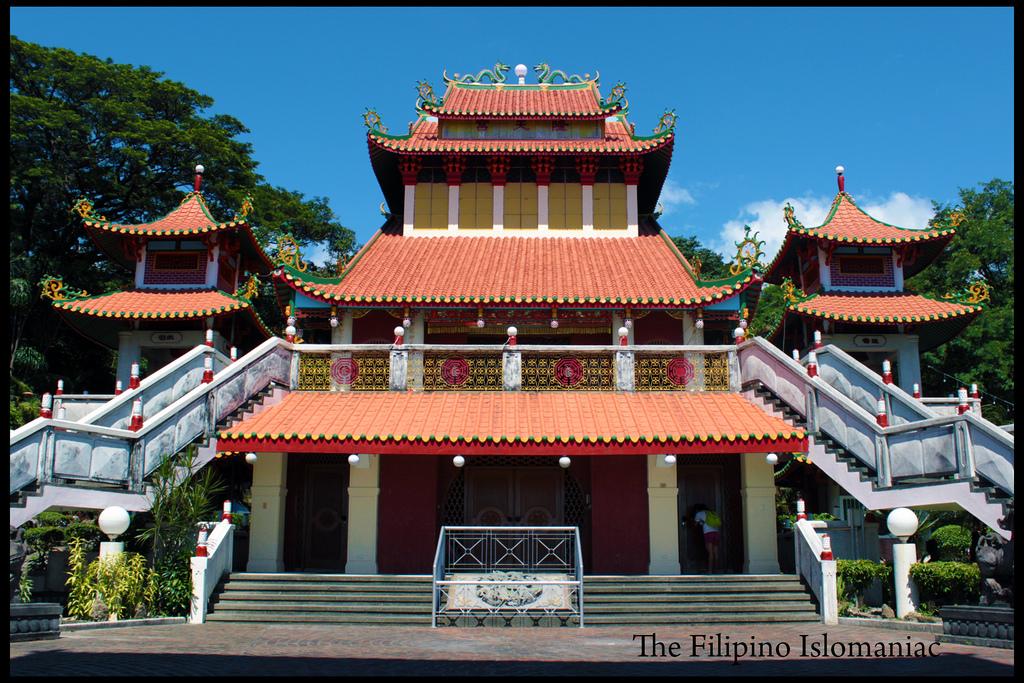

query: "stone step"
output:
584 612 822 625
205 612 431 624
584 574 799 583
216 591 431 603
221 582 429 593
585 602 817 614
228 573 430 582
211 602 431 613
584 592 815 603
583 583 807 594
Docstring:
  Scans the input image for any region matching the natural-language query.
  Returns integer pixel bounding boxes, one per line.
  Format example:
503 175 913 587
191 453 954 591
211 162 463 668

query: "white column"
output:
204 245 220 288
116 332 142 388
626 184 639 236
740 453 780 573
492 184 504 231
896 336 922 394
338 309 354 344
409 310 427 344
817 246 832 290
647 454 681 574
248 452 288 572
893 261 904 290
537 185 549 231
346 453 380 574
402 184 416 236
133 244 148 288
447 185 459 231
682 312 704 345
582 184 594 233
892 542 920 617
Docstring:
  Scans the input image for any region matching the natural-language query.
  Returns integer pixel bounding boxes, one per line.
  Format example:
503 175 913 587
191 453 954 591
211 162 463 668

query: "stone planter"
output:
10 602 62 642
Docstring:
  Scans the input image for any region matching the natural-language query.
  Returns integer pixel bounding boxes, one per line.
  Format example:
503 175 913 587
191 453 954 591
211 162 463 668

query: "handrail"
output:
794 519 837 625
189 519 234 624
294 343 737 354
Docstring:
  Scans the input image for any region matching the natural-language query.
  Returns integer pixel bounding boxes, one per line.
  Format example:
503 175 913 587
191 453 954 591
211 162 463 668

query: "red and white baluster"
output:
881 360 893 384
201 356 214 384
129 362 141 390
129 399 144 431
957 387 970 415
195 524 209 557
204 329 214 348
970 383 980 400
393 326 405 346
114 380 123 396
230 347 238 362
912 383 921 399
618 326 629 347
55 379 64 396
813 330 823 350
507 326 518 348
39 392 53 419
876 397 888 427
806 351 819 378
796 496 807 522
820 533 834 560
221 500 232 523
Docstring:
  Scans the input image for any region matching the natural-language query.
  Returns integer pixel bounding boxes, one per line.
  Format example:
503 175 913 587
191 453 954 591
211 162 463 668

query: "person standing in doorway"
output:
693 503 721 574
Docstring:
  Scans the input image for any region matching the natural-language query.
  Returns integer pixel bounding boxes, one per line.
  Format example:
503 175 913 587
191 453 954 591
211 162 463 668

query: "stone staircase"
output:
582 575 820 626
205 573 821 626
206 574 434 625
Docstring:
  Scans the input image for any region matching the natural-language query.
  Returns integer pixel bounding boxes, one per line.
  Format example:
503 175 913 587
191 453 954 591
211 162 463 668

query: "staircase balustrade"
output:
793 519 837 625
190 519 235 624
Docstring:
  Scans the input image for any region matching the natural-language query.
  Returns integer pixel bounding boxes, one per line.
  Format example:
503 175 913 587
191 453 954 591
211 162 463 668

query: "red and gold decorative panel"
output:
423 353 502 391
522 354 613 391
297 352 390 391
635 352 731 391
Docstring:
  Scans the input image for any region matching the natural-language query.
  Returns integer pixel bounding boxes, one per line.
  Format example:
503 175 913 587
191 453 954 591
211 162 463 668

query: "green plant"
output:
909 562 980 607
151 559 193 617
929 525 972 562
18 567 33 603
836 560 884 605
66 536 93 619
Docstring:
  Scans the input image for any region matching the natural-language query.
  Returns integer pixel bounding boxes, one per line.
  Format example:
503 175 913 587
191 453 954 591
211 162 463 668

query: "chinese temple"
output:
765 167 988 393
12 61 1012 628
39 168 274 389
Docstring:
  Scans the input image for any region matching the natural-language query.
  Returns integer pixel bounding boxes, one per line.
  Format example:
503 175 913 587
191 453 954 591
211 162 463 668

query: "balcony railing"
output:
291 343 741 393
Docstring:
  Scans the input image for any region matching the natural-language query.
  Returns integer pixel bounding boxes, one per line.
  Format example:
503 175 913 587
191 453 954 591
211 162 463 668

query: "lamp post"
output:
887 507 920 618
98 506 131 559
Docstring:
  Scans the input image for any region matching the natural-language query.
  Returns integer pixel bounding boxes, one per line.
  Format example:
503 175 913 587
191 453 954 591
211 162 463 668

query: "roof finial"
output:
514 63 528 85
194 164 205 193
835 165 845 194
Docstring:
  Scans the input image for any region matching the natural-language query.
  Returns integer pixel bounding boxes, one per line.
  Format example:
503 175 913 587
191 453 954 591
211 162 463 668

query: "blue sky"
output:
10 7 1014 263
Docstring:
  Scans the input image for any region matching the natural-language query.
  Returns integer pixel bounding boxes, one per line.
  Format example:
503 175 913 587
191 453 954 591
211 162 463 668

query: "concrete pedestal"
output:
10 602 62 641
892 542 919 618
938 604 1014 649
99 542 124 559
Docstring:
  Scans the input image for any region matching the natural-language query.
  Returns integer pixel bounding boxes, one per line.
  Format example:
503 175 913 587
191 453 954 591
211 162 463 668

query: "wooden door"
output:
300 463 348 571
677 466 724 573
465 467 563 526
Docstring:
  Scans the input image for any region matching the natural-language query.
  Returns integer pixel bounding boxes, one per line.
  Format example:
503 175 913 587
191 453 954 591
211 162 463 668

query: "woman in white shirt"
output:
692 503 721 574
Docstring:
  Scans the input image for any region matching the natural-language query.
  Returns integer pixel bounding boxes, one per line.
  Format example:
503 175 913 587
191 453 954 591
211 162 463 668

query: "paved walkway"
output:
10 621 1014 676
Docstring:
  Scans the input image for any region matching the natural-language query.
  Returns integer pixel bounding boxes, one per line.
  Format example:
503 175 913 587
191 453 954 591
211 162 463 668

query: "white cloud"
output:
658 179 696 216
713 191 935 262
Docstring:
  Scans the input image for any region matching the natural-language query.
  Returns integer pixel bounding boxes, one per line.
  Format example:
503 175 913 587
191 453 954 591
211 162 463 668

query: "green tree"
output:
9 36 356 402
905 179 1014 422
748 283 785 338
670 234 731 280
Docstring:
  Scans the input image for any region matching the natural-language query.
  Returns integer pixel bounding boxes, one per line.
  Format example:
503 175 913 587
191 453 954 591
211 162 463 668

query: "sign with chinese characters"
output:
853 335 887 347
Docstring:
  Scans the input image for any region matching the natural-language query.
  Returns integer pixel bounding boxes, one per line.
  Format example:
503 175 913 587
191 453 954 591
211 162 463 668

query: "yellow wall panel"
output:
504 182 538 230
415 182 448 229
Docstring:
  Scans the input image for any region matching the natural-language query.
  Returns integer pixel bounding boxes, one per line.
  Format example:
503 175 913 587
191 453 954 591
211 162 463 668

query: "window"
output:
414 183 449 229
144 250 206 285
152 252 203 271
593 182 627 229
548 183 583 230
838 255 886 275
504 183 538 229
458 182 493 229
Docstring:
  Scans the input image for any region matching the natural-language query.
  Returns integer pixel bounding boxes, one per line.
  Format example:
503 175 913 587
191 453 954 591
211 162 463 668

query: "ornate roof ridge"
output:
781 192 956 243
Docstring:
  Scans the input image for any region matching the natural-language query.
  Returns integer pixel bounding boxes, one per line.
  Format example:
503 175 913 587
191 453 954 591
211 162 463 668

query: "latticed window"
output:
458 181 493 230
593 182 627 230
414 183 449 229
504 183 538 230
548 182 583 230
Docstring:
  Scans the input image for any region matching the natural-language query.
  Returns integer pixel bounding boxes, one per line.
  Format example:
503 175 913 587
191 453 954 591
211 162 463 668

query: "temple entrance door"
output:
677 466 724 573
284 459 349 572
465 467 563 526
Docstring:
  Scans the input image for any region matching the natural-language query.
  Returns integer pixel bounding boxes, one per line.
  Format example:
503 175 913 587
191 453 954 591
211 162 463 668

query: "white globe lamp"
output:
887 507 919 542
558 456 571 469
664 454 677 466
766 452 779 465
347 454 361 466
245 452 258 465
98 505 131 559
453 455 465 468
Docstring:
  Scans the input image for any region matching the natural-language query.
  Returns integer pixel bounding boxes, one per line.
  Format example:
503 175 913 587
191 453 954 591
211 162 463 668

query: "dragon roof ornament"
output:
729 225 766 276
415 80 439 110
71 197 106 222
235 274 260 301
783 202 804 230
533 62 599 85
942 280 990 305
362 109 388 135
601 81 628 112
779 277 808 305
232 193 255 223
39 275 89 302
653 109 677 136
443 61 510 85
276 234 308 273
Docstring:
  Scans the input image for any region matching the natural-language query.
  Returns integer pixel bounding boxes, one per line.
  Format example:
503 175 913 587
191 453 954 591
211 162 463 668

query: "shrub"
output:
837 559 884 604
929 525 972 562
66 536 160 620
909 562 980 608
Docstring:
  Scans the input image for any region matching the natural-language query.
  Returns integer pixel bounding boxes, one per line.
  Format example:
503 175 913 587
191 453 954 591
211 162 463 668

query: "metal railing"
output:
431 526 584 628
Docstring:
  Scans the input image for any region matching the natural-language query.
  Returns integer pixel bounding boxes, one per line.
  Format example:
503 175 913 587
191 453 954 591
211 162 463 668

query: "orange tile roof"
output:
53 289 255 319
217 391 806 454
369 118 672 155
790 291 982 323
791 193 954 245
84 193 246 236
424 82 618 118
275 231 752 306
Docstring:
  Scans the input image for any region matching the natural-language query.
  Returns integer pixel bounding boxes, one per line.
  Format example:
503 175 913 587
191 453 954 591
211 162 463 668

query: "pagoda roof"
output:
765 192 956 283
368 117 672 156
42 283 272 349
274 230 756 308
422 80 622 119
787 291 982 324
216 391 806 456
78 193 274 273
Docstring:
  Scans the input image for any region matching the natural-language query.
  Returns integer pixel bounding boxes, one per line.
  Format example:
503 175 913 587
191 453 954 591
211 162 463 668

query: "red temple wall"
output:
352 310 401 344
377 455 439 573
633 312 683 345
589 456 649 573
